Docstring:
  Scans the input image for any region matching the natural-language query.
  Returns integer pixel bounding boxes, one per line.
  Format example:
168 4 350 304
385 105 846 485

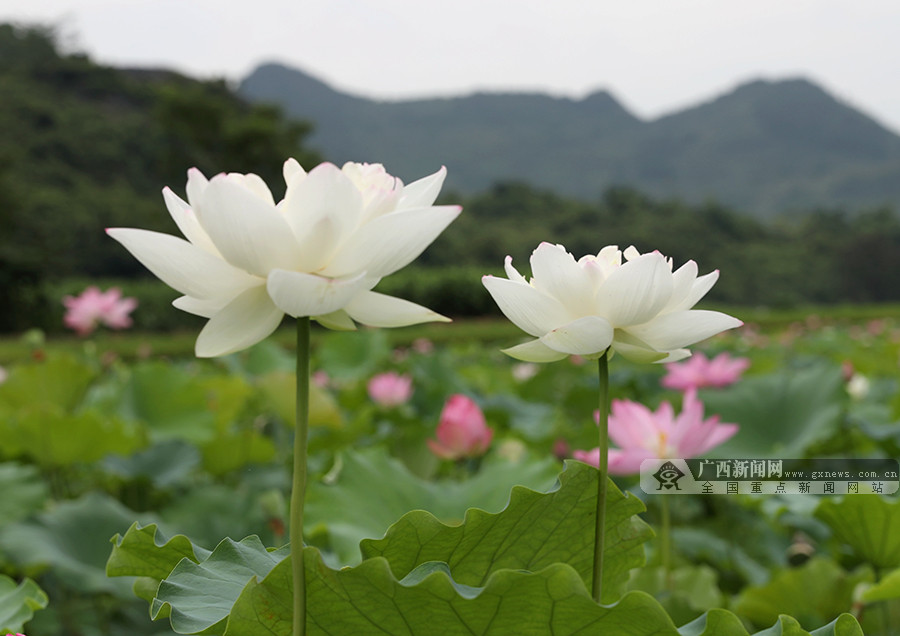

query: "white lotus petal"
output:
314 310 357 331
593 252 673 326
227 172 275 206
663 260 698 313
655 349 692 363
106 228 260 299
280 162 363 271
344 291 450 327
628 310 743 351
501 339 568 363
173 295 229 318
195 285 284 357
540 315 614 355
610 343 667 363
608 329 668 363
669 270 719 311
283 158 307 186
322 205 461 279
398 166 446 209
185 168 209 209
529 243 595 315
194 175 300 277
482 276 572 337
592 245 622 281
503 255 527 284
162 187 220 256
266 269 374 318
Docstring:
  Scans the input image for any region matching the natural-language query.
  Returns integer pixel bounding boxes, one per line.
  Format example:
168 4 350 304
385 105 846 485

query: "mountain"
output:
239 63 900 215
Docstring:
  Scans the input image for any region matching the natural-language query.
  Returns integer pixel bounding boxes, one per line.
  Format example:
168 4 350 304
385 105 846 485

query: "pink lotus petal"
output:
367 372 413 407
62 286 138 336
428 394 493 461
662 352 749 390
583 390 739 476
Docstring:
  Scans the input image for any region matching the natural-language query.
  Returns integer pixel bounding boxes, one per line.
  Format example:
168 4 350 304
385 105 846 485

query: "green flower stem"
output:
291 317 310 636
660 496 672 588
592 351 610 604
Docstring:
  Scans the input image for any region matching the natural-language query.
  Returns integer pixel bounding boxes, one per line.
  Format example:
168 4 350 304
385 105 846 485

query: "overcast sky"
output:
4 1 900 133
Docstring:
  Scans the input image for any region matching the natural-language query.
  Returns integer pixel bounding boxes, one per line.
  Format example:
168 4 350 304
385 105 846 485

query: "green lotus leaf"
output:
733 557 869 631
305 448 562 566
700 364 843 457
229 547 679 636
815 495 900 569
0 492 147 597
360 459 652 603
0 462 50 527
0 574 48 634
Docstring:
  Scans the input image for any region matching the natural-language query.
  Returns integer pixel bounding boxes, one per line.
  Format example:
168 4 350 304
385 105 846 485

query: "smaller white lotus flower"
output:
108 160 460 357
482 242 742 363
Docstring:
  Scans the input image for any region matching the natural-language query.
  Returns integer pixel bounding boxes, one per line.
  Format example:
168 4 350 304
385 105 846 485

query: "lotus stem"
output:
291 317 310 636
592 351 610 603
661 495 672 589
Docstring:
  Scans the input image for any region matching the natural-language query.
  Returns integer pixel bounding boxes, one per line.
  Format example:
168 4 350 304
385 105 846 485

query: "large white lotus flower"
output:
482 242 742 363
108 160 460 357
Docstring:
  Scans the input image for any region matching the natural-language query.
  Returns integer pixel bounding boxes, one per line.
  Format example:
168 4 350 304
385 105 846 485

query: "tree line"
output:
1 24 898 332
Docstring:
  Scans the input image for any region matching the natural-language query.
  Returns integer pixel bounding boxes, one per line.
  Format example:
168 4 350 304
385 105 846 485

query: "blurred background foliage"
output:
2 23 899 334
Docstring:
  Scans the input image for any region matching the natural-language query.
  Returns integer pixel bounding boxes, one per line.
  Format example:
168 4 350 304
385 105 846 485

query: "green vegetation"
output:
240 63 900 214
0 24 321 331
3 23 900 337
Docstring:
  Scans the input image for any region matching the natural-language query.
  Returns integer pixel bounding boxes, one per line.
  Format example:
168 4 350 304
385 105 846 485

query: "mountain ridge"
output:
239 63 900 215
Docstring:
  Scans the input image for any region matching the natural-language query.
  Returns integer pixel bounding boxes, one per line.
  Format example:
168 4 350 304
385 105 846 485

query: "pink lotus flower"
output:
428 394 493 460
661 352 749 391
573 389 738 474
62 286 138 336
367 371 413 407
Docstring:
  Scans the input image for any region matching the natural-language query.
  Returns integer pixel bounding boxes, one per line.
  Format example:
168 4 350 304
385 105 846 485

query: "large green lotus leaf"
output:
629 565 725 626
0 408 145 467
700 364 843 457
116 361 217 444
0 354 95 412
157 484 274 550
0 492 148 597
480 393 558 442
198 375 254 431
678 608 750 636
200 430 276 476
672 527 771 587
733 557 869 630
150 536 290 634
107 523 211 604
0 462 49 527
223 339 295 376
361 459 652 603
815 495 900 568
679 610 862 636
256 371 342 429
305 448 561 565
315 329 391 381
861 566 900 602
0 574 48 634
102 440 201 489
227 548 679 636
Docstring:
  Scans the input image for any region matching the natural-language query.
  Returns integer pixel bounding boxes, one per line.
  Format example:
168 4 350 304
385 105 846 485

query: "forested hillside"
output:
240 63 900 216
0 24 321 330
2 24 899 333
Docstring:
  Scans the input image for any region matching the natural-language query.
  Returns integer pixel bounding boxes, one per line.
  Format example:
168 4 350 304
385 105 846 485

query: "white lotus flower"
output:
108 160 460 357
482 242 742 363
